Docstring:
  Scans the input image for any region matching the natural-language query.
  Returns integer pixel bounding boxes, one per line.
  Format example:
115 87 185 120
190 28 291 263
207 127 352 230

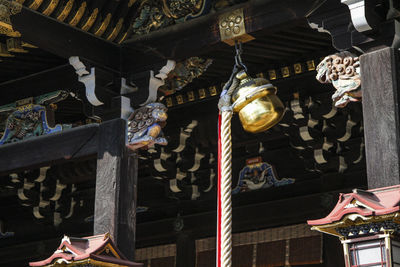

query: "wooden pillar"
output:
176 232 196 267
94 119 138 260
323 235 345 267
360 47 400 189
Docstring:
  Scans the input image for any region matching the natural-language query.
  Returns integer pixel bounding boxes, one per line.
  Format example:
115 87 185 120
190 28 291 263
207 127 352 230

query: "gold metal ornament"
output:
218 8 254 46
231 70 285 133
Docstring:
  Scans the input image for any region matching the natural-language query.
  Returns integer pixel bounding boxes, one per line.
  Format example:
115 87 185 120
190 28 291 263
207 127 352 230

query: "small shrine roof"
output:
308 185 400 226
29 233 143 267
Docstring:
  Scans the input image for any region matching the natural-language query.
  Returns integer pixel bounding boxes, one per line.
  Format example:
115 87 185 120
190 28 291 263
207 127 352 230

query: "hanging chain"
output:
234 41 247 73
219 41 247 104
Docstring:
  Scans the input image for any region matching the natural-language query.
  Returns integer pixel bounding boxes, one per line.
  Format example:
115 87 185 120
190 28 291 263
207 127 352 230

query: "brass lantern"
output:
231 70 285 133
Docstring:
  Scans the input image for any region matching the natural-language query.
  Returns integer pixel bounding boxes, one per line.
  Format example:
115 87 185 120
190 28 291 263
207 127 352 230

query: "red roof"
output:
29 234 143 266
308 185 400 226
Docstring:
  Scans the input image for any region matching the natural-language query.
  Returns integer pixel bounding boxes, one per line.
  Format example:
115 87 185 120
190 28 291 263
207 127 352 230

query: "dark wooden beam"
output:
94 119 137 260
0 64 81 105
121 0 326 73
0 123 99 175
360 47 400 189
10 4 120 72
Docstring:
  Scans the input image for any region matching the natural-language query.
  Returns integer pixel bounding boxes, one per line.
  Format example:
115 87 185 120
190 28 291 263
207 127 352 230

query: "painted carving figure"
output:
162 57 213 93
131 0 208 35
127 103 168 150
0 105 64 145
232 158 295 194
162 0 206 20
316 53 361 108
132 1 173 35
0 91 69 145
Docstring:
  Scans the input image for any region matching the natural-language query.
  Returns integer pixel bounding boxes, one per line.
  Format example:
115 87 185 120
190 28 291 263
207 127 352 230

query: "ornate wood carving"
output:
0 0 22 37
232 157 295 194
161 57 212 94
0 91 70 145
131 0 210 35
316 53 361 108
127 103 168 150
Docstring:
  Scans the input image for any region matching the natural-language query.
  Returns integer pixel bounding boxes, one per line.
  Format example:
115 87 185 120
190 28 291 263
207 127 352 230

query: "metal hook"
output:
219 40 248 98
234 40 247 72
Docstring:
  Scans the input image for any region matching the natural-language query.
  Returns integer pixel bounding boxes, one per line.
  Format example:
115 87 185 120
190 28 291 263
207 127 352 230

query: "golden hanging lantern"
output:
231 70 285 133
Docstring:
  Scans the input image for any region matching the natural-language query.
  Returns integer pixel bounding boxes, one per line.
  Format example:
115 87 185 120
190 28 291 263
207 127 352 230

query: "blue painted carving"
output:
0 105 62 145
0 231 14 239
233 159 295 194
0 91 69 145
0 221 14 239
127 102 168 150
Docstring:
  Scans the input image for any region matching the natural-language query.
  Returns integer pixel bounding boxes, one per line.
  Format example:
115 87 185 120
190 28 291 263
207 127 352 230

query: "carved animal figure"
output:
316 53 361 108
127 103 168 150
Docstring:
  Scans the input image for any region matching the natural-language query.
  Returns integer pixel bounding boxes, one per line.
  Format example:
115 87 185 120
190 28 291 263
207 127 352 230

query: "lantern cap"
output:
29 233 143 266
307 185 400 238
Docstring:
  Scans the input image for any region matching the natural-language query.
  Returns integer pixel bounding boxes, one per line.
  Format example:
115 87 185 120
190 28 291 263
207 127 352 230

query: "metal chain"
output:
220 41 247 100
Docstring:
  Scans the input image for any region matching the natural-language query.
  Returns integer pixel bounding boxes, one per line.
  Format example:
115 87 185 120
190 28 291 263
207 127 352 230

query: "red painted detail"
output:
308 185 400 226
217 114 222 267
29 234 143 266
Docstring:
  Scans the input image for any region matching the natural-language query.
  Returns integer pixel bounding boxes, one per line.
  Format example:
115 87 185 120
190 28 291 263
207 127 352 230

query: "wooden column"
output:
360 47 400 189
94 119 138 260
176 232 196 267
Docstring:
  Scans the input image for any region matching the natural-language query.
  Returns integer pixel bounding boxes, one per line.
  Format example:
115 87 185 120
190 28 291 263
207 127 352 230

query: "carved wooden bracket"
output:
341 0 373 32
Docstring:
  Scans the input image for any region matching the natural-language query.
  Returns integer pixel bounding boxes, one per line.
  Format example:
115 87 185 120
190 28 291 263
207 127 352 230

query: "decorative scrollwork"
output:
316 52 361 108
127 102 168 150
0 0 22 37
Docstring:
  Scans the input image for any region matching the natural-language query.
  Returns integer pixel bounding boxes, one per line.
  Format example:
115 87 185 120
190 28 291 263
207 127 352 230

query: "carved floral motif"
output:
316 53 361 108
127 102 168 150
